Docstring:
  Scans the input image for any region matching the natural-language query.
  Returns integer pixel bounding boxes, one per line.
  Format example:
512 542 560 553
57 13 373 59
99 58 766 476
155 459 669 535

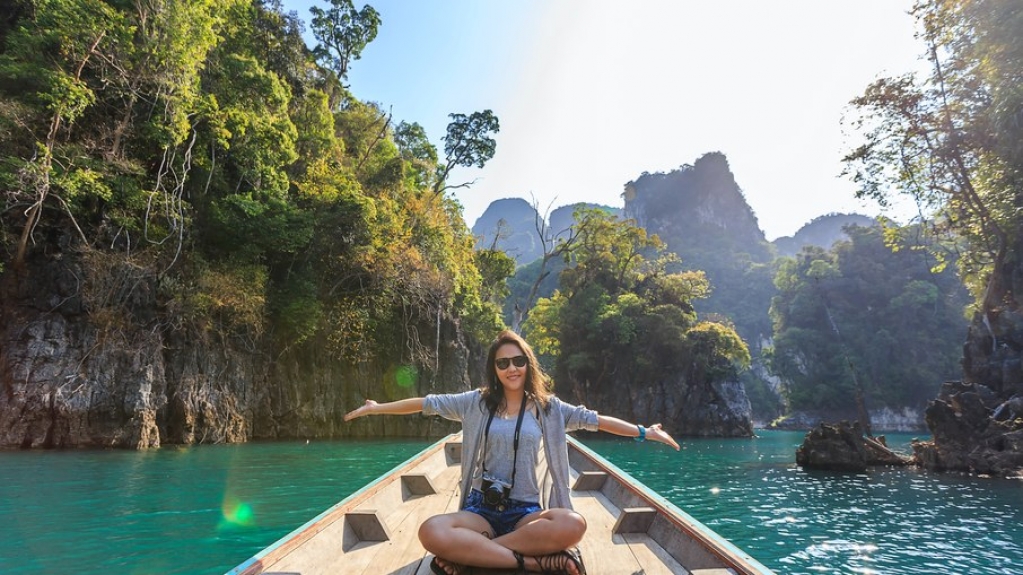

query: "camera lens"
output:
483 486 502 505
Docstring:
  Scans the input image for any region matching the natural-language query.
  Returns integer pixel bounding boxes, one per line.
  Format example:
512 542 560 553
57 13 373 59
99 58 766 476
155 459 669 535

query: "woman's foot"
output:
533 547 586 575
430 556 469 575
512 550 526 573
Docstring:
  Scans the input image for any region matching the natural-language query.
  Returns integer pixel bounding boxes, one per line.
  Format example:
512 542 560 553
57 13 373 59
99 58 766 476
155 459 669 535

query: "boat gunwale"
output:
226 433 776 575
568 436 776 575
224 433 456 575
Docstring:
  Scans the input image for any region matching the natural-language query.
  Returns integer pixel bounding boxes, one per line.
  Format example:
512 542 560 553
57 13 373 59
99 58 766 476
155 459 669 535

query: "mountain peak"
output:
624 152 770 262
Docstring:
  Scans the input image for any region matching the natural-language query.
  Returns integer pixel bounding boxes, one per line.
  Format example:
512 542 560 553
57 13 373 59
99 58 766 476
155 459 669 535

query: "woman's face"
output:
494 342 528 395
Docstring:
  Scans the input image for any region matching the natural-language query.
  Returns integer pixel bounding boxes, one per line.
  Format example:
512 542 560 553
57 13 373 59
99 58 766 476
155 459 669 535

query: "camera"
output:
481 474 512 510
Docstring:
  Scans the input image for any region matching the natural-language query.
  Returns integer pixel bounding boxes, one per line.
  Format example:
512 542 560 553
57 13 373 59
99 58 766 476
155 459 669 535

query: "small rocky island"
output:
798 381 1023 478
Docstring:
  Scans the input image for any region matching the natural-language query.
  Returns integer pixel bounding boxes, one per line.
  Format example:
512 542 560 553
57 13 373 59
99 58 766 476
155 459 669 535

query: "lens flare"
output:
221 496 255 527
395 365 417 388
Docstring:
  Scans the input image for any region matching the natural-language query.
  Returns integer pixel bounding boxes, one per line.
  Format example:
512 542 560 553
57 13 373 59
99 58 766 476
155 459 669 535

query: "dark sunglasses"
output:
495 355 528 370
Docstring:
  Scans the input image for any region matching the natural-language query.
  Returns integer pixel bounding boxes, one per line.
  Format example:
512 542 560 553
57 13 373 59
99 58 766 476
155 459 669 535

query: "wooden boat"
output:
226 433 775 575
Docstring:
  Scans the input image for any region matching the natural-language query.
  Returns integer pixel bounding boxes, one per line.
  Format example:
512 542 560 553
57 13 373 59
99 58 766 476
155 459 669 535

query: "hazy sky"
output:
282 0 924 240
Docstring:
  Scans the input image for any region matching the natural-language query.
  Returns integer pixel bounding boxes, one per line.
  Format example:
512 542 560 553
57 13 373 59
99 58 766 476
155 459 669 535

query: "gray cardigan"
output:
423 390 599 510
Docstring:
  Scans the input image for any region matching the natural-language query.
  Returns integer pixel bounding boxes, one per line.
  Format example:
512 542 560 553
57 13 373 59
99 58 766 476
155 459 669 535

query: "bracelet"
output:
635 424 646 442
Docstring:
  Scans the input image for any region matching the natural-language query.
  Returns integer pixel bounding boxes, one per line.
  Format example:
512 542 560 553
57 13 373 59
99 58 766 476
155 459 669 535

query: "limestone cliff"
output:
920 232 1023 475
570 374 753 438
622 152 774 348
623 152 772 268
0 252 473 449
471 199 620 267
471 198 543 265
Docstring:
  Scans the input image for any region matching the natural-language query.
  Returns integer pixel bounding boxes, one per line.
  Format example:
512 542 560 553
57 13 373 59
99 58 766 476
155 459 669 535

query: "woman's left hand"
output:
646 423 680 451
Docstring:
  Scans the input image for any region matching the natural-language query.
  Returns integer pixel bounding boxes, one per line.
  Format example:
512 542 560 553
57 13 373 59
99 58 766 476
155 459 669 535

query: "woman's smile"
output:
495 343 528 392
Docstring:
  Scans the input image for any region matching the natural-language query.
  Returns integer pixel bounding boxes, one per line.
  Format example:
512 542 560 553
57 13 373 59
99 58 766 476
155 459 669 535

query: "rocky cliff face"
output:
0 252 473 449
921 231 1023 476
471 199 620 267
471 198 543 264
770 407 926 432
569 375 753 438
912 381 1023 477
622 152 771 264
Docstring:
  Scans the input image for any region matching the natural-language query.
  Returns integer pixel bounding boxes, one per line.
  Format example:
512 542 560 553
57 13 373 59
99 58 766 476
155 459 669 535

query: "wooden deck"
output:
226 434 774 575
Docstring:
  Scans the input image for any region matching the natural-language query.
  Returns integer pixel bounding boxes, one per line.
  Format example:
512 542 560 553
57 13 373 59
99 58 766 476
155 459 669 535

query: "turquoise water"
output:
587 431 1023 574
0 439 432 574
0 431 1021 574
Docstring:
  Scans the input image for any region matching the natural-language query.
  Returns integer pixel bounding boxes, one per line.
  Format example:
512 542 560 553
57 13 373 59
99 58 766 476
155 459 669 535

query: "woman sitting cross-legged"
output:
343 329 680 574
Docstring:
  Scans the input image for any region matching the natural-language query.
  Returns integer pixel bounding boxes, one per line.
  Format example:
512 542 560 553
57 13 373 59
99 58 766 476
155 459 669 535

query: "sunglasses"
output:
495 355 528 370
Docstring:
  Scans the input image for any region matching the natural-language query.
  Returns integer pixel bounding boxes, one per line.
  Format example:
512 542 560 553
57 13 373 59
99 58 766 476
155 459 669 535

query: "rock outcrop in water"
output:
919 228 1023 476
912 382 1023 477
796 421 913 472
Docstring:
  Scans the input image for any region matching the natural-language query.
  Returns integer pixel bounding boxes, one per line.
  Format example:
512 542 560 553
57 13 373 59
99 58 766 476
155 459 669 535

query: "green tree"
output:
310 0 380 81
525 209 746 410
1 0 122 269
394 120 438 189
769 224 969 413
433 110 499 197
0 0 245 270
842 0 1023 394
0 0 504 396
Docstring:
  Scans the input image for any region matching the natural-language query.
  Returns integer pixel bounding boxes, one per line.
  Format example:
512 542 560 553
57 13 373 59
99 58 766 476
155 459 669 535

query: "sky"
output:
281 0 925 240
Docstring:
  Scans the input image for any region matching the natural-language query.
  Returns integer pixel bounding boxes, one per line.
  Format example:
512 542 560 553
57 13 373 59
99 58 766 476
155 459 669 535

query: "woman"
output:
344 330 679 574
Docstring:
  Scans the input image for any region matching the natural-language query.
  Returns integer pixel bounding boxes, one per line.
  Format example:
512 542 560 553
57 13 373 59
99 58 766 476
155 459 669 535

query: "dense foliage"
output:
525 209 749 403
623 153 774 340
768 224 969 412
843 0 1022 320
0 0 504 366
842 0 1023 396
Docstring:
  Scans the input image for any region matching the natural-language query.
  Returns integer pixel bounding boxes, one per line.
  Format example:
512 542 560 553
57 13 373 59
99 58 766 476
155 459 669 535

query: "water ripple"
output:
582 430 1023 575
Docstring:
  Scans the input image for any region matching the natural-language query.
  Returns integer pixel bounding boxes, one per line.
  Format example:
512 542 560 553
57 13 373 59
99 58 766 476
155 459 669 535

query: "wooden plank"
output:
362 464 463 575
265 446 460 575
228 432 775 575
412 463 468 575
445 441 462 464
566 437 774 575
613 506 657 534
229 434 457 575
572 470 608 491
622 532 689 575
402 473 438 496
346 510 390 542
569 490 645 574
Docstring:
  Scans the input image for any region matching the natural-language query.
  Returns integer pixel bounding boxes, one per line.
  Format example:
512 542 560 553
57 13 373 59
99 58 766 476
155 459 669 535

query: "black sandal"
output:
512 550 526 573
430 556 471 575
535 546 587 575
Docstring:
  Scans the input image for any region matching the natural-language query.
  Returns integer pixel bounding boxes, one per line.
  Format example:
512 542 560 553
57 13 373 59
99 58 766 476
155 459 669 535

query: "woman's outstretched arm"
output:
597 414 681 450
344 398 425 421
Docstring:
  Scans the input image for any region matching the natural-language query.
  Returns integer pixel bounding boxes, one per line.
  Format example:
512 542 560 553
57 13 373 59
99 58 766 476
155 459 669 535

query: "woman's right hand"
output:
344 399 378 421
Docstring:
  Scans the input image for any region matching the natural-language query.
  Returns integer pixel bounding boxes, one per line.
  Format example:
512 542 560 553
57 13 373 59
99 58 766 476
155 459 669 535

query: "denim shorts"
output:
463 489 542 537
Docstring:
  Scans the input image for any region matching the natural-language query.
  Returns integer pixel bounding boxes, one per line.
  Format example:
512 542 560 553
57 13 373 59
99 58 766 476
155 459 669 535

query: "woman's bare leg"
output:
497 509 586 574
418 509 586 574
418 511 521 572
496 508 586 554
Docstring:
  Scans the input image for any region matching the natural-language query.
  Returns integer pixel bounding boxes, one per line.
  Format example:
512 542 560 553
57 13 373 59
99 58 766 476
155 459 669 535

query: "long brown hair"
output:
481 330 553 413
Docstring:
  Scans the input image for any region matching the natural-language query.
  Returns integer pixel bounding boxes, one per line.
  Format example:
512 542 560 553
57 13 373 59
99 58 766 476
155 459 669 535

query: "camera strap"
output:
482 399 528 490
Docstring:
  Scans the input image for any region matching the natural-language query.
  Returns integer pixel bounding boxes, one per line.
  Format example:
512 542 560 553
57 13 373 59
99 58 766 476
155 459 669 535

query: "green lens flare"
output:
221 497 255 527
395 365 417 387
